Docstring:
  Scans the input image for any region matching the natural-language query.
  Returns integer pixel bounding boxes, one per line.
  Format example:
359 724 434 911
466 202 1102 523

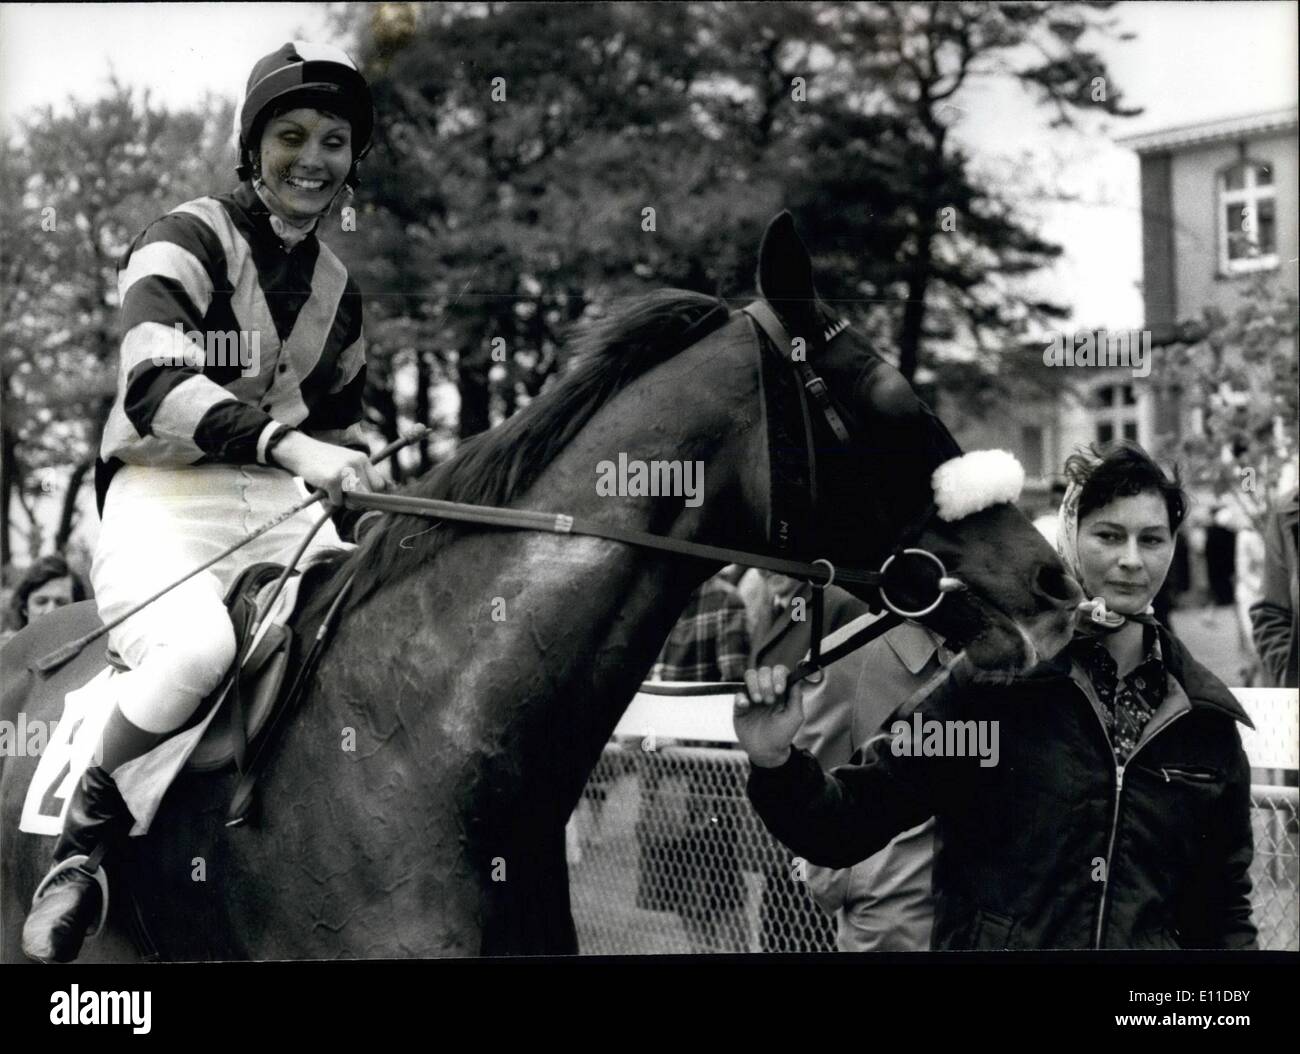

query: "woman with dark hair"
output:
21 42 387 964
6 554 89 631
736 441 1258 949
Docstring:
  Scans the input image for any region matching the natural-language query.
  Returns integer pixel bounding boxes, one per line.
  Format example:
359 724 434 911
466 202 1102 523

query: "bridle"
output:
337 300 968 690
742 301 961 601
727 299 965 686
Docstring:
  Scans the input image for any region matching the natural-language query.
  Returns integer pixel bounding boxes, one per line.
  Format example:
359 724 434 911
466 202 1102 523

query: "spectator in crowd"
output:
1231 519 1266 686
738 442 1258 949
650 572 751 683
734 564 768 644
1151 531 1187 627
715 563 746 588
1204 506 1237 608
743 569 869 953
5 553 89 635
1250 486 1299 689
635 570 751 952
800 612 952 951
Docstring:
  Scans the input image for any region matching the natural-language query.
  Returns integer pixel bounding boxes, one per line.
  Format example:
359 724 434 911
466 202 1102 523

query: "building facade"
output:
941 108 1299 514
1120 106 1299 447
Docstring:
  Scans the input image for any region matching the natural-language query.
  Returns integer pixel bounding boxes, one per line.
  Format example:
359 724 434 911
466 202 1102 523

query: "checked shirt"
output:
1072 623 1166 765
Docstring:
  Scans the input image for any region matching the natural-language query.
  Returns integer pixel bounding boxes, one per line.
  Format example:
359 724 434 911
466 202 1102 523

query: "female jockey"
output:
23 41 385 963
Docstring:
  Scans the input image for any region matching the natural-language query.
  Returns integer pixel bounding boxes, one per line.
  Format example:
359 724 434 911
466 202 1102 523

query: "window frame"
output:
1217 158 1279 276
1092 378 1142 447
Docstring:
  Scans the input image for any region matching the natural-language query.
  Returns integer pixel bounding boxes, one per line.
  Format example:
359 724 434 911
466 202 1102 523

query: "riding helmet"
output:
235 41 375 184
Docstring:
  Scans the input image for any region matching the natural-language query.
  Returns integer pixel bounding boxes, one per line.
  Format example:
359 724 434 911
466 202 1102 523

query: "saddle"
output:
187 561 300 772
93 562 300 774
18 560 339 839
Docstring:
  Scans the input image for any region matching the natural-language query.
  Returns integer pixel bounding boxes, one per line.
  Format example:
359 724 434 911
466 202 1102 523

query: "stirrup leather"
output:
32 853 111 939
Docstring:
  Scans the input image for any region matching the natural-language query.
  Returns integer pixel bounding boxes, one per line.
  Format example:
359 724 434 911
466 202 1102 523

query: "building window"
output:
1094 382 1140 446
1219 160 1278 274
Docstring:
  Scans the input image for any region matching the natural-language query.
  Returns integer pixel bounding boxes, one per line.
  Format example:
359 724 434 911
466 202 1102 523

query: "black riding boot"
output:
21 765 133 963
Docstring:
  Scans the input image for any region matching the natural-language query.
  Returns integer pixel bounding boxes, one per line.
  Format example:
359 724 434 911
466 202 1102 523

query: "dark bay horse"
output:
1 213 1081 959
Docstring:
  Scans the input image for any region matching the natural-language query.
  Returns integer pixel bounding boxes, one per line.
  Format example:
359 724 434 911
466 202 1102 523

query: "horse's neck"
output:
497 316 768 657
378 320 768 791
519 320 768 550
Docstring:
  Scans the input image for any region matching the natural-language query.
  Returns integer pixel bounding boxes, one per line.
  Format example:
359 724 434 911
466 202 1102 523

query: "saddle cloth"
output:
19 563 308 838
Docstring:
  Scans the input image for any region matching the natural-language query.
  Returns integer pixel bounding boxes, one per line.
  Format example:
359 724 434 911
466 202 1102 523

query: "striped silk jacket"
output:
96 182 365 512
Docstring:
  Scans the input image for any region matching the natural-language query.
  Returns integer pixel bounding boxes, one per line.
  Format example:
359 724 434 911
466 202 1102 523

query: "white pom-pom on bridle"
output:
931 450 1025 522
865 451 1024 619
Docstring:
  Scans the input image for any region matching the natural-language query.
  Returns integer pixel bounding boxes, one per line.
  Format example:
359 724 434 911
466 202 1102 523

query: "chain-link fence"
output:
1251 784 1299 951
569 739 1300 953
569 739 832 953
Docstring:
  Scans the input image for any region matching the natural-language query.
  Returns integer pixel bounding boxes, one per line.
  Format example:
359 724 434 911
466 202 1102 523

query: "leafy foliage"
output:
1 84 234 561
1153 274 1300 541
343 0 1139 448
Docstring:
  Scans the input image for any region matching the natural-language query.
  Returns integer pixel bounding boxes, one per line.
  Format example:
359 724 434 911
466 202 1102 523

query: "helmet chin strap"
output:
252 170 353 246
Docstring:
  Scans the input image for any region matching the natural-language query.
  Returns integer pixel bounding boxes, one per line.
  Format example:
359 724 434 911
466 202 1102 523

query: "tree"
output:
1154 273 1300 552
343 1 766 449
337 0 1141 451
803 1 1141 386
0 83 235 562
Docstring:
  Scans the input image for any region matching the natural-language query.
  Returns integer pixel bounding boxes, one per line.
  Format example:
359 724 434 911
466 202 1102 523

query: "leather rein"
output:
340 301 967 691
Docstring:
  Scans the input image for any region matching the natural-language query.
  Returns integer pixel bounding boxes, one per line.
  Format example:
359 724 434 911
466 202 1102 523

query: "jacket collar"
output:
887 621 948 675
753 576 820 654
1158 625 1254 727
1025 625 1252 728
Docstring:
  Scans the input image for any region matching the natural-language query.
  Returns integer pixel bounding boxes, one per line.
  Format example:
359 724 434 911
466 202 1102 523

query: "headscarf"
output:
1055 463 1158 632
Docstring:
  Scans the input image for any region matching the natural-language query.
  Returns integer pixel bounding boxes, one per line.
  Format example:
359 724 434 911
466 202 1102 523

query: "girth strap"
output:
225 573 357 827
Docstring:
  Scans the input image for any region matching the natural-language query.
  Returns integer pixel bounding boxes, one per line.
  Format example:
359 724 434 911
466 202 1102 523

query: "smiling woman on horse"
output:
738 441 1258 949
22 41 386 963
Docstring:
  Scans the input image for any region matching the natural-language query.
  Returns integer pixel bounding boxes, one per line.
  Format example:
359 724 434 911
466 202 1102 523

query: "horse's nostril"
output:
1035 564 1081 605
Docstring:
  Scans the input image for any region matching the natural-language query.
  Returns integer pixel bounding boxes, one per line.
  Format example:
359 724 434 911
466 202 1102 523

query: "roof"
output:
1116 107 1299 155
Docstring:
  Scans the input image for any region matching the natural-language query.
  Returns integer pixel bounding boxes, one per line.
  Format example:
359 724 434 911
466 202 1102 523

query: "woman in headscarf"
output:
736 441 1258 949
22 42 386 963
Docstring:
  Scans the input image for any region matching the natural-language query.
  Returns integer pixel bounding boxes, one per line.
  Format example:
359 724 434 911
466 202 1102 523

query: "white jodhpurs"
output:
90 464 350 734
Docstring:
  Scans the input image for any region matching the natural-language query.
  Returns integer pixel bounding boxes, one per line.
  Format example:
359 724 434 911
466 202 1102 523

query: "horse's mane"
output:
303 288 732 622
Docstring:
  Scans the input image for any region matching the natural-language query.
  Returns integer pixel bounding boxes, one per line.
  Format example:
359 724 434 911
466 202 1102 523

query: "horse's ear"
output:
756 211 818 342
